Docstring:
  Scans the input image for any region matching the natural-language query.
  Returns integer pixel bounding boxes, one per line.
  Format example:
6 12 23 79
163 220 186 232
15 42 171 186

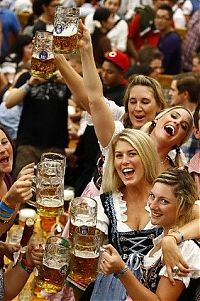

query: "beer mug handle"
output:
26 176 37 207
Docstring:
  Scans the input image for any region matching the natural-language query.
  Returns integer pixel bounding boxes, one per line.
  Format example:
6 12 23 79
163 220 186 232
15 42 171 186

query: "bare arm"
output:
100 244 185 301
79 21 115 147
54 54 90 112
5 76 45 108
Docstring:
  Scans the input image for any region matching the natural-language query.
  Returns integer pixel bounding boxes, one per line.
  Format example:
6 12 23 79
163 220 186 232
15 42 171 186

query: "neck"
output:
123 181 152 205
40 13 52 24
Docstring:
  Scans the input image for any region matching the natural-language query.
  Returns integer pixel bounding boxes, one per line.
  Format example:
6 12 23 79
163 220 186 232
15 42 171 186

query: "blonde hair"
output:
154 168 197 227
102 129 160 193
123 75 167 128
141 105 194 167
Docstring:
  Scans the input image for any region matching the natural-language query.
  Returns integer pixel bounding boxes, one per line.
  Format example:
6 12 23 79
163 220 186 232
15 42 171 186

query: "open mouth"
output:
164 125 175 136
0 156 9 164
122 168 135 177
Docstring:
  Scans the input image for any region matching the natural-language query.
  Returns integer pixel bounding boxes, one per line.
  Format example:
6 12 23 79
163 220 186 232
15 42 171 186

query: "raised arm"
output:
78 21 115 148
54 54 90 112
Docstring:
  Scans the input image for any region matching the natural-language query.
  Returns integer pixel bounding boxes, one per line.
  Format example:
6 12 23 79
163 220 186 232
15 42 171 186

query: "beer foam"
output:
64 189 74 201
73 250 99 259
53 26 77 37
37 198 63 207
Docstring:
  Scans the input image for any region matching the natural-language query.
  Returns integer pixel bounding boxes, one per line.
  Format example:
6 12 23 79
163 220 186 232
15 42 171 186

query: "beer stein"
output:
69 197 97 241
40 152 66 177
28 161 64 217
53 7 79 54
36 161 64 217
31 31 56 79
37 236 71 294
68 227 102 285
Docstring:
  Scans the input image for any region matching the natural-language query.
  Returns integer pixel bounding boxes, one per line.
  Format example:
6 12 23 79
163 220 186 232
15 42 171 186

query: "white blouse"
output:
144 234 200 288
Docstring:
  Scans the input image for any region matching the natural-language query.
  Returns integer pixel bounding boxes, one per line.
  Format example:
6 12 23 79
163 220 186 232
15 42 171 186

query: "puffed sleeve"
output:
159 240 200 288
95 196 109 235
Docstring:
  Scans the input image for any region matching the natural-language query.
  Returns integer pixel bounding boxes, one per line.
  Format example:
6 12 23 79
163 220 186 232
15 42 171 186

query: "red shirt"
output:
128 14 159 51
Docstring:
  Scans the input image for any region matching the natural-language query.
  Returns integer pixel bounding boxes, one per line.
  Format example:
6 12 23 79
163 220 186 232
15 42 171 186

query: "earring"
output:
174 145 181 154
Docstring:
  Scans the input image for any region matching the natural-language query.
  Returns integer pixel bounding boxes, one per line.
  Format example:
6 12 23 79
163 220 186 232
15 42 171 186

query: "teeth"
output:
164 125 175 136
122 168 133 173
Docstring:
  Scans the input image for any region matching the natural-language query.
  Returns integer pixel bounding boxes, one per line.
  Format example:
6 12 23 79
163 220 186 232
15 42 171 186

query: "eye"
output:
148 192 155 200
129 99 137 104
181 123 189 131
142 99 150 105
1 139 9 146
160 198 169 205
171 112 178 119
115 153 122 159
129 151 137 157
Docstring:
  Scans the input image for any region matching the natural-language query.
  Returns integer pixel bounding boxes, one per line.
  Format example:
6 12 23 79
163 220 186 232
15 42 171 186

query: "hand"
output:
0 242 20 260
17 162 35 179
28 76 46 86
99 244 125 275
5 167 34 205
162 236 190 285
77 19 92 51
27 244 44 268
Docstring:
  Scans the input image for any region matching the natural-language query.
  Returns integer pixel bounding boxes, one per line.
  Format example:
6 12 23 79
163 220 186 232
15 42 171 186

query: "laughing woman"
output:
100 168 200 301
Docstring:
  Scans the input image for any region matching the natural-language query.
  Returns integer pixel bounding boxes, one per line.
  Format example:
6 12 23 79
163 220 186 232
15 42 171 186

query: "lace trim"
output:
112 191 128 222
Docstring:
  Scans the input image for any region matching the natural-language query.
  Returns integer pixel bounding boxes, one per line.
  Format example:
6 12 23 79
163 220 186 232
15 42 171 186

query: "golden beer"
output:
37 263 66 294
69 250 99 285
37 236 71 294
37 198 64 217
69 219 96 241
40 215 57 234
31 56 56 79
53 34 78 54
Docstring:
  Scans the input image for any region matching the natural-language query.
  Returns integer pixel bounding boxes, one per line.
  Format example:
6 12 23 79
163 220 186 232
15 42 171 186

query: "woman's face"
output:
114 140 145 187
0 130 13 174
151 108 191 147
23 43 33 63
128 85 161 129
104 0 120 15
148 182 177 230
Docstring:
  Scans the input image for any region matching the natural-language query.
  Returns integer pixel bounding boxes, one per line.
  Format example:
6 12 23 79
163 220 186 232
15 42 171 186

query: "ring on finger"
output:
172 266 179 274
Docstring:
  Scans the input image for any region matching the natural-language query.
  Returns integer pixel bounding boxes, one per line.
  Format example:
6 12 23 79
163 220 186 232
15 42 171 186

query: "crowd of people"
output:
0 0 199 300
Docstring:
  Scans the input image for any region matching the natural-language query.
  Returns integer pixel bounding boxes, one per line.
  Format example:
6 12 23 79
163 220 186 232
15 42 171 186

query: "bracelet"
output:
20 253 34 274
171 230 184 243
165 231 184 244
2 194 17 209
114 264 129 279
0 200 16 223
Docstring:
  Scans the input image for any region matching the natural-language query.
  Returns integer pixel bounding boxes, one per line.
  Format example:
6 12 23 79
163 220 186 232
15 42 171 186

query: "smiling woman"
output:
142 105 193 170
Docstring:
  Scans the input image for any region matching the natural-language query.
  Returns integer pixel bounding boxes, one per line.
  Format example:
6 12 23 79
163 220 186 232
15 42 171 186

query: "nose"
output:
121 154 130 165
148 198 158 210
0 145 6 154
134 102 142 111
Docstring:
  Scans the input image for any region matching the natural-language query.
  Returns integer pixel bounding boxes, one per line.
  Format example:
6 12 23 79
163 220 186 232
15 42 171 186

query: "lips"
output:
0 156 9 164
122 168 135 178
164 125 175 136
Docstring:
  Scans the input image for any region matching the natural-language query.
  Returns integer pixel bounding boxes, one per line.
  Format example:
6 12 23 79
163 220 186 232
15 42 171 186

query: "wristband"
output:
170 230 184 243
2 194 17 209
166 230 184 244
114 265 129 279
20 253 34 274
0 200 16 223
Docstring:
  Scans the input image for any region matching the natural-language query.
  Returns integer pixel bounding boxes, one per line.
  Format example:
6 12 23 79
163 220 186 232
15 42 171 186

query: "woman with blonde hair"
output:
100 168 200 301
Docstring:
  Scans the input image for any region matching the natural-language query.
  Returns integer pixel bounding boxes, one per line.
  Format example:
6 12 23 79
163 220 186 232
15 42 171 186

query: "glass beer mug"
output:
69 197 97 241
53 7 79 54
68 227 102 286
31 31 56 79
28 161 64 217
37 236 71 294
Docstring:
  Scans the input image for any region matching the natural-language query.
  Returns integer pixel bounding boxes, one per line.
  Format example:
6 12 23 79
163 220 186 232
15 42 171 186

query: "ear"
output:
193 126 200 140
